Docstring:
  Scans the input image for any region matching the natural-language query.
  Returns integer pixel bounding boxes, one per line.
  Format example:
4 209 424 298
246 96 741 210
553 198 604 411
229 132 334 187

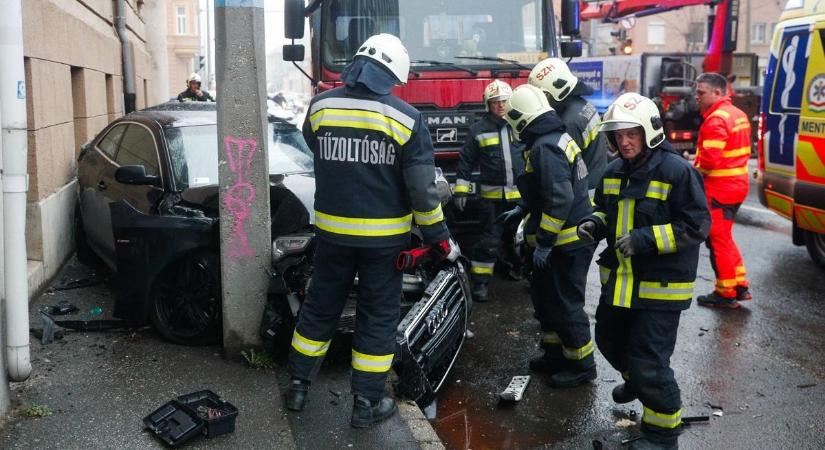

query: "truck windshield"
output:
322 0 547 71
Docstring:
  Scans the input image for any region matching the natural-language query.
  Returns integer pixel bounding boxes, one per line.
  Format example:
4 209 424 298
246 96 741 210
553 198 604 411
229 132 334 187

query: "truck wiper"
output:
410 60 477 76
453 56 532 71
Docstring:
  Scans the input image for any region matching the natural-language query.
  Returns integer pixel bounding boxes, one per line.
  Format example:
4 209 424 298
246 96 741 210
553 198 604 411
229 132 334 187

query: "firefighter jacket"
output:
303 81 450 248
695 97 751 204
455 113 525 201
176 88 214 102
583 142 711 311
557 95 608 190
516 111 593 251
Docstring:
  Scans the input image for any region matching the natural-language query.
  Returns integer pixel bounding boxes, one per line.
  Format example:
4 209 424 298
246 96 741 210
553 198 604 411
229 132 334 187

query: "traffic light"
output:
622 39 633 54
198 55 205 70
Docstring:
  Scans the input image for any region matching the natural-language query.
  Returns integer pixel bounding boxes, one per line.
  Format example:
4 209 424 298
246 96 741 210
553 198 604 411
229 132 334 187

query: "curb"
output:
397 400 445 450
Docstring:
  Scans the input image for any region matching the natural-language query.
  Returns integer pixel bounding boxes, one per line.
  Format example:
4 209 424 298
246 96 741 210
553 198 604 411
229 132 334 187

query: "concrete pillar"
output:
215 0 270 356
143 0 170 106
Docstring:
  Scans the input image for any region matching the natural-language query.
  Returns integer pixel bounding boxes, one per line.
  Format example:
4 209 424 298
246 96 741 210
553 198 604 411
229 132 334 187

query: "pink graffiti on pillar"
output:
224 136 258 260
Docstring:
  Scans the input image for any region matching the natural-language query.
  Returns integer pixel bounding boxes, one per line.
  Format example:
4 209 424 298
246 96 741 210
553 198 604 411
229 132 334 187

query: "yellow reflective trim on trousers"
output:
315 211 412 237
540 213 564 234
645 181 672 201
722 146 751 158
716 278 738 288
352 349 394 373
310 108 412 145
613 198 635 308
479 136 501 147
562 340 595 360
599 266 611 285
479 189 521 200
701 166 749 177
702 140 727 149
638 281 694 300
413 204 444 226
555 226 580 246
291 330 330 357
642 407 683 429
653 223 677 254
593 211 608 226
603 178 621 195
543 332 562 345
470 261 495 275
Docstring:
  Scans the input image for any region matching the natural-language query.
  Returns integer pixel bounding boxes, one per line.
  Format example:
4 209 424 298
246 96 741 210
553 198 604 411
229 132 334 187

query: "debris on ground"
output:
592 439 603 449
21 404 52 418
44 301 79 315
52 319 131 331
705 402 723 410
683 415 710 425
499 375 530 402
615 418 636 428
712 410 724 417
52 277 101 291
700 327 710 332
38 312 56 345
144 390 238 447
621 436 641 444
797 383 817 389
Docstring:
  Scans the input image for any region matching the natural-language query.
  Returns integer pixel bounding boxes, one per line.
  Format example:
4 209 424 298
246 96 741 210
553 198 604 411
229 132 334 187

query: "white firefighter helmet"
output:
483 79 513 111
504 84 554 141
528 58 579 103
354 33 411 84
186 72 202 85
600 92 665 148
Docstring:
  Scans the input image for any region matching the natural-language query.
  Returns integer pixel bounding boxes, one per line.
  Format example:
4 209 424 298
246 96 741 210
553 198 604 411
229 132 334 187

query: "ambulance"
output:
757 0 825 268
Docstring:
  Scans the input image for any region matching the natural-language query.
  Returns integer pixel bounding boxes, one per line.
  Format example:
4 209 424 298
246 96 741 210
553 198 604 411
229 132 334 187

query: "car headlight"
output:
272 234 313 263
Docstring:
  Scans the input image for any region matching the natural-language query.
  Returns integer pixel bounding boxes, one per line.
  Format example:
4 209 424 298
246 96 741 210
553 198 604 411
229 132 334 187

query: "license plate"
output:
450 182 476 195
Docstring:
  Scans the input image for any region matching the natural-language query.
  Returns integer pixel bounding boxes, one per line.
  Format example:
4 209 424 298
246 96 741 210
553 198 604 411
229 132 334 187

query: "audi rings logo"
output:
426 302 449 335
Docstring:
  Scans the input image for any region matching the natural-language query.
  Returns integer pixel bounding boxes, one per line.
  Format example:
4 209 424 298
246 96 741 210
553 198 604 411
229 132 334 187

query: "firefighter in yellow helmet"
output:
453 79 525 301
578 93 710 450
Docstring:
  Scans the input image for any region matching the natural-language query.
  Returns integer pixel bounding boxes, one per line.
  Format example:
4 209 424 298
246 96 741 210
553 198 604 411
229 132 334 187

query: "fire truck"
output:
756 0 825 268
281 0 585 231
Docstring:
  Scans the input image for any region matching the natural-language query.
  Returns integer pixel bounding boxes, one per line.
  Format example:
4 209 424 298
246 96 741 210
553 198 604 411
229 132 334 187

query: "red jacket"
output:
695 98 751 204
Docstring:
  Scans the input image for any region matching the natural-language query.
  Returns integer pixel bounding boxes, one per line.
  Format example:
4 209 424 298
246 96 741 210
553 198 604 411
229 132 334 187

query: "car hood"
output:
180 171 316 233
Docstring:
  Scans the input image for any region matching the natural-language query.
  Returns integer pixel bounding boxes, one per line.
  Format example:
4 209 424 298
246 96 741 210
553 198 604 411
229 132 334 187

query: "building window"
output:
752 23 766 44
647 22 665 46
176 6 187 35
688 22 706 45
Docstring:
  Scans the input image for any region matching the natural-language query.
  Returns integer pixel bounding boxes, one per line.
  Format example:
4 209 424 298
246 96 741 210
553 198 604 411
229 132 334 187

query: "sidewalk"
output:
0 258 443 450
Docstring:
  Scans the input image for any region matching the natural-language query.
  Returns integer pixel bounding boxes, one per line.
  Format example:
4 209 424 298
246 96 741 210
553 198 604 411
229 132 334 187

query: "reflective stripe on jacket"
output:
304 85 449 247
559 97 608 190
695 98 751 204
455 113 525 201
584 143 711 311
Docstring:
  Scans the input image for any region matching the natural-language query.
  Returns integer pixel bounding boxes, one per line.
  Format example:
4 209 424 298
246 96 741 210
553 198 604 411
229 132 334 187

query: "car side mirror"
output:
283 44 305 62
284 0 305 39
115 165 161 188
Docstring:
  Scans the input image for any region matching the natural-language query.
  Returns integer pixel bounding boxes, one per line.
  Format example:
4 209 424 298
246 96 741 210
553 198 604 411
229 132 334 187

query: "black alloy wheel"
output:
150 251 222 345
805 230 825 270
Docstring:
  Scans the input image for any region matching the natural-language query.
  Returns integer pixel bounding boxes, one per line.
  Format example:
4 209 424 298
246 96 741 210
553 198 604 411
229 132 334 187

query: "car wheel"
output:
805 230 825 270
74 202 99 266
150 251 222 346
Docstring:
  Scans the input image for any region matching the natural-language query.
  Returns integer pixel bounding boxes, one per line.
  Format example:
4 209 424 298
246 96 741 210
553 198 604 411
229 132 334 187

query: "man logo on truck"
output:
427 116 469 126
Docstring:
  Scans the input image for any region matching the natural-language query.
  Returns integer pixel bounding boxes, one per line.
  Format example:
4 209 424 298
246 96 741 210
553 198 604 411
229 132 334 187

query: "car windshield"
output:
165 122 314 190
322 0 546 70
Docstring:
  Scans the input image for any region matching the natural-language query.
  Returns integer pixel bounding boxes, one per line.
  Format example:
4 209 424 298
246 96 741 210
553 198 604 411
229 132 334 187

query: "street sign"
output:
620 17 636 30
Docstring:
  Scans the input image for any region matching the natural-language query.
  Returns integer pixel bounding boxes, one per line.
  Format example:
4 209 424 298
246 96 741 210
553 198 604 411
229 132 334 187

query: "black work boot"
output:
548 356 597 388
735 286 752 301
472 283 489 303
529 346 565 374
629 437 678 450
350 395 398 428
612 383 638 404
697 291 740 309
285 378 310 412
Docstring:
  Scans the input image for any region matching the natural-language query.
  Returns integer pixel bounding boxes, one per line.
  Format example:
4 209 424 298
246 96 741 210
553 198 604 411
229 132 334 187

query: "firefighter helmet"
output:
528 58 579 103
600 92 665 148
355 33 411 84
186 73 202 86
483 79 512 111
504 84 554 141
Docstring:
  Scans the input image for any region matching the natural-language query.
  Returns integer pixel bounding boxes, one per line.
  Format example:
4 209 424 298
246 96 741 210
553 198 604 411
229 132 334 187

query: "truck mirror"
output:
283 44 305 62
561 0 580 36
284 0 305 39
561 40 582 58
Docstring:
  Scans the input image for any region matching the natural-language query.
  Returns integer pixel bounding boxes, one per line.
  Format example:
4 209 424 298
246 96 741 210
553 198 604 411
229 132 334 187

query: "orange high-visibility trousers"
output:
706 202 749 298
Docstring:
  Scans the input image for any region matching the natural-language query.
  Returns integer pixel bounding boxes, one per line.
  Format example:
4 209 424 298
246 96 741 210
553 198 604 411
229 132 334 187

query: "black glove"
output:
616 233 636 257
532 245 552 269
577 220 597 242
496 205 523 224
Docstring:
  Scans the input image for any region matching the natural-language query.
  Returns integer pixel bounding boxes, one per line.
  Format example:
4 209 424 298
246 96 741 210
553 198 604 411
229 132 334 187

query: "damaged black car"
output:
75 102 471 405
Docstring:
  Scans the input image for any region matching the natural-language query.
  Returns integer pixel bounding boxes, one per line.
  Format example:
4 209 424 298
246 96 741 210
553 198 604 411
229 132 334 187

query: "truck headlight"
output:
272 234 313 263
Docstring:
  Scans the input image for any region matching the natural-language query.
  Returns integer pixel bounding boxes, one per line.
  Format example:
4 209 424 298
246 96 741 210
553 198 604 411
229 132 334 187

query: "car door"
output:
98 122 165 267
79 123 126 266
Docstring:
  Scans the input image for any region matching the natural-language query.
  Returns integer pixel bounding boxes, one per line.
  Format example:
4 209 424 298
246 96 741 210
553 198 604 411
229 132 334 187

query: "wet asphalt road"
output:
432 162 825 450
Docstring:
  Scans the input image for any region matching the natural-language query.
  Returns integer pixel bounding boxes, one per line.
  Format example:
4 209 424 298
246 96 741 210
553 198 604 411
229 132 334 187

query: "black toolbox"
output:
144 390 238 447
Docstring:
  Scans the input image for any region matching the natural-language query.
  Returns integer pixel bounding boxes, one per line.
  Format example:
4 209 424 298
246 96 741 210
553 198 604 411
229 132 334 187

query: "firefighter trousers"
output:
707 198 749 298
469 199 519 285
595 304 683 444
287 240 404 401
531 245 596 365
